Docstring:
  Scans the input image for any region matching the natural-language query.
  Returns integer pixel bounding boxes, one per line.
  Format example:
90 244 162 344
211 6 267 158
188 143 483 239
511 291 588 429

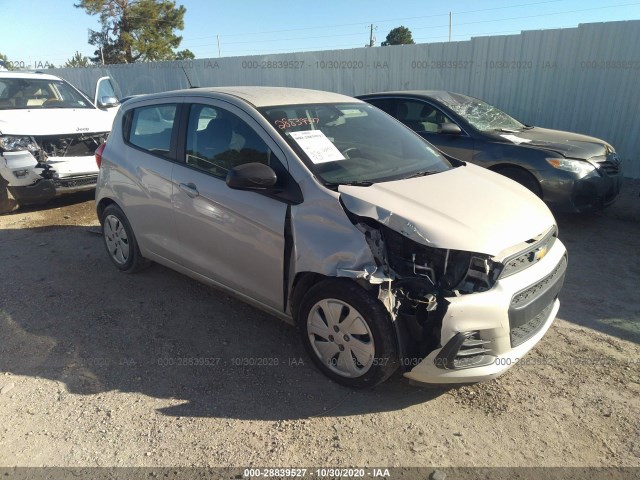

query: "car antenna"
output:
181 64 199 89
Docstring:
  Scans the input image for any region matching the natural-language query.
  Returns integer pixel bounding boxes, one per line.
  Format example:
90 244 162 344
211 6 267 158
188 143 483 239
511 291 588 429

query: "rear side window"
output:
124 104 178 158
396 100 455 133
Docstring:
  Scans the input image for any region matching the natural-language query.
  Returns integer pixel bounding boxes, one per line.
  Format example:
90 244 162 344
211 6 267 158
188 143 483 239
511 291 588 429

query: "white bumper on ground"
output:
405 238 567 384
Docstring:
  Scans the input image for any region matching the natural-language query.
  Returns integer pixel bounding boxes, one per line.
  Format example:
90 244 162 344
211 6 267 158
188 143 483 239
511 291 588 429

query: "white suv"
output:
0 71 119 213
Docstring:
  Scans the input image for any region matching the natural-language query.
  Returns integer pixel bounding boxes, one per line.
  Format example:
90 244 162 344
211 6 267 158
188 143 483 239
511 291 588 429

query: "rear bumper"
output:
405 238 567 384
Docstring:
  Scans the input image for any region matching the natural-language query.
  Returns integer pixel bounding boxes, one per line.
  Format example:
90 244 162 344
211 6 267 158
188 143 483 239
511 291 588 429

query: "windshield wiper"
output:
406 170 438 179
342 180 374 186
494 128 520 133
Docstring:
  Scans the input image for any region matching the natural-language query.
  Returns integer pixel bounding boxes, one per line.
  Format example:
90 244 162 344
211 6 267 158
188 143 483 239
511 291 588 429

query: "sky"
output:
1 0 640 66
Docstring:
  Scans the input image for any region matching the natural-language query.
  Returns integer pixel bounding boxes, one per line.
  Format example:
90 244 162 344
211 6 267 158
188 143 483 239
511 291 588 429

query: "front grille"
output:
500 227 557 279
53 175 98 189
511 301 554 347
509 255 567 347
591 155 620 176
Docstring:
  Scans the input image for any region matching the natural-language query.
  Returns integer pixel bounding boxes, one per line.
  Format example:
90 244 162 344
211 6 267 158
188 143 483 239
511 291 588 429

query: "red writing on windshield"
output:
274 117 320 129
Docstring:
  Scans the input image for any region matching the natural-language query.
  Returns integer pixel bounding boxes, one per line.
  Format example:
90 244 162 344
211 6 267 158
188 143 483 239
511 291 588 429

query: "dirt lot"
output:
0 184 638 469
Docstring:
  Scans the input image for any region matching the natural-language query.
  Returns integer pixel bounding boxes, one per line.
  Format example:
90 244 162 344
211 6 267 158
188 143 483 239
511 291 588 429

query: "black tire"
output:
100 203 148 273
495 166 543 198
0 177 19 214
297 279 399 388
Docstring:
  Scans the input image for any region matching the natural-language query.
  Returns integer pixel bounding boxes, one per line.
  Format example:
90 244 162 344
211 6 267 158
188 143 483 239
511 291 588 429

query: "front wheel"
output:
298 279 399 388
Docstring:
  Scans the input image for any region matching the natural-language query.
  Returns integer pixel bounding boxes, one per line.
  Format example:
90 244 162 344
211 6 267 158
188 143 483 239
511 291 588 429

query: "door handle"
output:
179 182 199 198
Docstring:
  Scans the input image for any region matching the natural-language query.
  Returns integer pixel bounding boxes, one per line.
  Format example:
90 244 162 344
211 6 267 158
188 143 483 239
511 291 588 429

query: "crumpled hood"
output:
0 108 116 136
488 127 609 160
339 163 555 256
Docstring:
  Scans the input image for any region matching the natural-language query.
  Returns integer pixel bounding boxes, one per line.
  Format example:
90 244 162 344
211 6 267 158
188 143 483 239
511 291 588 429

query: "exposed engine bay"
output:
346 212 504 369
34 133 108 163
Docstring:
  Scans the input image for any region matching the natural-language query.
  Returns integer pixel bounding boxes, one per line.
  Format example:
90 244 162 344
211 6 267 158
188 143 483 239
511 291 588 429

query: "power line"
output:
180 1 640 52
184 0 569 41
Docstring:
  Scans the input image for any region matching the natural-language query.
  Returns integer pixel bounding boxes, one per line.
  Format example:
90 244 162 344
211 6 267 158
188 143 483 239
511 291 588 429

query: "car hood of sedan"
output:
489 127 609 159
0 108 116 136
339 163 555 257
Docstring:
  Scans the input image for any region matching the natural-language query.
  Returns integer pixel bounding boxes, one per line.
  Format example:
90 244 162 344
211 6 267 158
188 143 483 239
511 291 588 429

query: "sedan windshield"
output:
260 103 452 185
436 93 525 132
0 78 92 110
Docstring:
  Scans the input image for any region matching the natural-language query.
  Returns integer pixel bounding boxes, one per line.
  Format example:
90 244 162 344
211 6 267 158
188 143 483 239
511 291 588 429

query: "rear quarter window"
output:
124 104 178 158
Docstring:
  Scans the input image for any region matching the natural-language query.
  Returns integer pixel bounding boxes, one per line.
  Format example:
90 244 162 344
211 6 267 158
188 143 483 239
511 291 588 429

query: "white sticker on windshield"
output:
500 134 532 145
289 130 345 164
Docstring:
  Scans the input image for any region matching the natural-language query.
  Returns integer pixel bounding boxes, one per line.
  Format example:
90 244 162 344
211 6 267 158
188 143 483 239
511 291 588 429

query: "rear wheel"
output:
100 204 148 273
0 177 19 214
494 166 542 198
298 279 399 388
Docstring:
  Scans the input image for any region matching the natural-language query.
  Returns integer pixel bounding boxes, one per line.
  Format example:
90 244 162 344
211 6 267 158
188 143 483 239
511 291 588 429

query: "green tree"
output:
174 48 195 60
65 51 92 67
75 0 190 64
381 26 415 46
0 52 13 70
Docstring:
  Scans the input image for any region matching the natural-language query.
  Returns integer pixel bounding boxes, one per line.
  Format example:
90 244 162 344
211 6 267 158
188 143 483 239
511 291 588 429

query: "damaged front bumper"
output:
404 237 567 384
0 133 104 203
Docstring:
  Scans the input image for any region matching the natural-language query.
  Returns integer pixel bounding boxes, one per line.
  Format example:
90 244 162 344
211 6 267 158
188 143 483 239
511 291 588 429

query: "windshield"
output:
437 93 525 132
0 78 92 110
260 103 452 185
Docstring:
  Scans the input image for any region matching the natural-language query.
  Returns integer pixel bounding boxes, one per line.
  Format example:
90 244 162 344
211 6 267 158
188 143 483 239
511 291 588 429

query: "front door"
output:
171 101 289 310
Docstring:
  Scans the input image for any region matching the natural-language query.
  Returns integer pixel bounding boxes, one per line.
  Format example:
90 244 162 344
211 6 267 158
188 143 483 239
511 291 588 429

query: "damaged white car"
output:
96 87 567 387
0 72 119 213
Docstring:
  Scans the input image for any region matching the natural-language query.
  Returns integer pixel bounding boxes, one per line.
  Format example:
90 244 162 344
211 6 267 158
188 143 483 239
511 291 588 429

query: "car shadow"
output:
555 210 640 344
0 225 448 421
14 190 95 214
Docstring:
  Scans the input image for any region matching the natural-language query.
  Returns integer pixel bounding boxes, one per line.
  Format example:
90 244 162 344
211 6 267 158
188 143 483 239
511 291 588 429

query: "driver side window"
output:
185 104 270 179
395 100 455 133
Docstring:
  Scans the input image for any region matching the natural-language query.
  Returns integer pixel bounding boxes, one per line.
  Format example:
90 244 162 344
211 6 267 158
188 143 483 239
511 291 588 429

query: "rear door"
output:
171 99 290 310
119 99 183 263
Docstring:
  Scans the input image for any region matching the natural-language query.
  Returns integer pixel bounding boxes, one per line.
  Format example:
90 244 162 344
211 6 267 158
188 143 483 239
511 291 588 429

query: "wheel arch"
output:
488 163 544 198
96 197 120 224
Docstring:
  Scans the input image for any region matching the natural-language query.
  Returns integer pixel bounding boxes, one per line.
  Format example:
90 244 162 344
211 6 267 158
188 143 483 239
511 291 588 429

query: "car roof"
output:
132 86 360 108
358 90 474 102
0 71 64 81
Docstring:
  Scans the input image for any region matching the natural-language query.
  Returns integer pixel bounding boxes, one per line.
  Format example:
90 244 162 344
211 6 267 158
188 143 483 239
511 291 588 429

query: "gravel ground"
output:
0 184 638 468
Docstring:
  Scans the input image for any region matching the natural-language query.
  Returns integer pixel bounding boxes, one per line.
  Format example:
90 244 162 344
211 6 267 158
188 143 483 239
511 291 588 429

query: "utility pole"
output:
366 24 377 47
449 12 452 42
216 35 221 57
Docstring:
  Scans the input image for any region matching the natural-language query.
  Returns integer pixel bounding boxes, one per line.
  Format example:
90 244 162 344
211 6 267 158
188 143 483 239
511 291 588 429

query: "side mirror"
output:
226 162 277 190
438 123 462 135
97 96 119 108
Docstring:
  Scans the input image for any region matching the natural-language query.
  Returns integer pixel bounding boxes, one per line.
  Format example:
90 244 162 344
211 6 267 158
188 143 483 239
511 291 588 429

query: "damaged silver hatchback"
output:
96 87 567 387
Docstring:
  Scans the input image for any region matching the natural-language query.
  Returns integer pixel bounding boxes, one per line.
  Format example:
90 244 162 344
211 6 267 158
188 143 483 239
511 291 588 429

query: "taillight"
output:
95 142 106 168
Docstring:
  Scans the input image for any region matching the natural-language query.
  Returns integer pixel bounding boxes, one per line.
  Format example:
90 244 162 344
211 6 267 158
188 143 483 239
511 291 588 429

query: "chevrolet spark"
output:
95 87 567 388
